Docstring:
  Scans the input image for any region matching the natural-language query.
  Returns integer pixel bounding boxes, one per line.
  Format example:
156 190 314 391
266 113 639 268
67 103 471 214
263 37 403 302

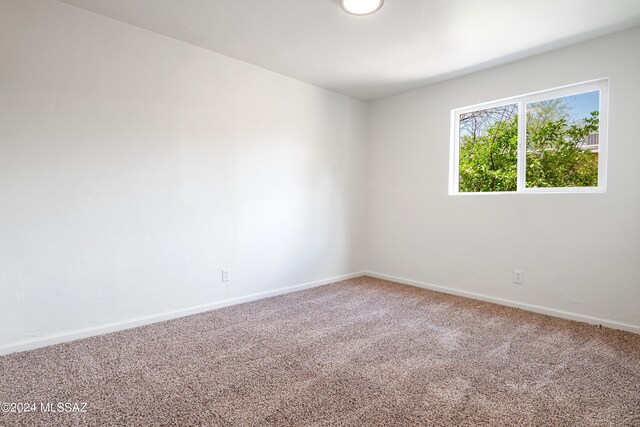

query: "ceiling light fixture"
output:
340 0 384 16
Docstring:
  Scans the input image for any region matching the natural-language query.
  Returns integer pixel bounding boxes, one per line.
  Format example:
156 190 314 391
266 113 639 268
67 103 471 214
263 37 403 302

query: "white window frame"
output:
449 78 609 195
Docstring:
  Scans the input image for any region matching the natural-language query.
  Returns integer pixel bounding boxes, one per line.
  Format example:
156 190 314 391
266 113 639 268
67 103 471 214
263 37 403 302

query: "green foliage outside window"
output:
458 103 599 192
459 113 519 192
525 111 599 188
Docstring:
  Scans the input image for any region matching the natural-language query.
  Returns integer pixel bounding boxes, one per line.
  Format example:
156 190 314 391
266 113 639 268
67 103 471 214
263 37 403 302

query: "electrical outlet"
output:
222 268 231 282
513 269 524 284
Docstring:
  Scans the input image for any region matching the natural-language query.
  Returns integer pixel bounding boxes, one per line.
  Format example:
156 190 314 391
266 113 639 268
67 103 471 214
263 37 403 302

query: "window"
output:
449 79 608 194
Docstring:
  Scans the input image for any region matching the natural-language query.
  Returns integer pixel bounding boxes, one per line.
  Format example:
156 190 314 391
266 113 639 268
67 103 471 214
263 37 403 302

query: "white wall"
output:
367 27 640 331
0 0 367 352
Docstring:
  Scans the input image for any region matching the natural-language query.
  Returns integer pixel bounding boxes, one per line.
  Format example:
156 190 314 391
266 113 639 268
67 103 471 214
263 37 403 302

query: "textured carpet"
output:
1 277 639 426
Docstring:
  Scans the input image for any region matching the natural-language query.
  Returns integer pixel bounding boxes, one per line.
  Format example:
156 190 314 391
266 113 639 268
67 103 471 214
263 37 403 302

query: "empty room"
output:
1 0 639 425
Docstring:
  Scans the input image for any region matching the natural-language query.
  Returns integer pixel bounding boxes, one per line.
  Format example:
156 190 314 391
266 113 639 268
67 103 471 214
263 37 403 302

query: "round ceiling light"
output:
340 0 384 16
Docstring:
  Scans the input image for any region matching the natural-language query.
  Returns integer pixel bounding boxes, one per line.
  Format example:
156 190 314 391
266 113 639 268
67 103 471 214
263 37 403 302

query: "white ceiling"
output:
58 0 640 101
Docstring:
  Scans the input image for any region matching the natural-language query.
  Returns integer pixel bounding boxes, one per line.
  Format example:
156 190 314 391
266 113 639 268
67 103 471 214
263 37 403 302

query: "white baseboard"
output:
0 271 365 356
366 271 640 335
4 270 635 356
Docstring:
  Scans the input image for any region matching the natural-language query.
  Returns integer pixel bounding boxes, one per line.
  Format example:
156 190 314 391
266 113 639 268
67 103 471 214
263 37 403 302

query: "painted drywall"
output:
0 0 368 351
367 27 640 330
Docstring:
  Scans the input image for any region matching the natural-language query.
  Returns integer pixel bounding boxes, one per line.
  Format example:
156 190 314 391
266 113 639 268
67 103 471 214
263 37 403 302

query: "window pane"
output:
526 91 599 188
459 104 518 192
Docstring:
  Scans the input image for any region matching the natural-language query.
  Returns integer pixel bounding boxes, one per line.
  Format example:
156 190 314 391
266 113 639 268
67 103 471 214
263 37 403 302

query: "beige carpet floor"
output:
1 276 639 426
